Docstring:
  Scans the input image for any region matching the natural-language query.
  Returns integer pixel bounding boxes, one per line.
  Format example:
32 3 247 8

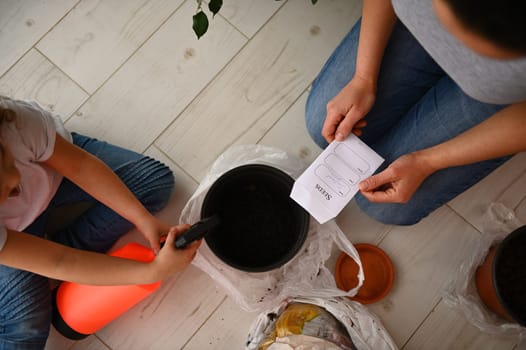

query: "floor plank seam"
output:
180 295 229 349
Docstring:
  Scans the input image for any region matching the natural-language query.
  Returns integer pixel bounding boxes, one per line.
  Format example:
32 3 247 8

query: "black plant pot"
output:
476 225 526 326
201 164 309 272
493 225 526 326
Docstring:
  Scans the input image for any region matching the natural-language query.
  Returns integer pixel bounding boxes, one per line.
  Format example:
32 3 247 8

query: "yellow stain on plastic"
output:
258 303 323 349
275 303 322 336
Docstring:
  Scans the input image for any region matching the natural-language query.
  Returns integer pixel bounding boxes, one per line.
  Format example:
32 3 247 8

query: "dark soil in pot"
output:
202 164 309 272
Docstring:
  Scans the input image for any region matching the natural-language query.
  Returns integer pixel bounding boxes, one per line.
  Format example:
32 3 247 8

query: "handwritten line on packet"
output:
290 135 384 224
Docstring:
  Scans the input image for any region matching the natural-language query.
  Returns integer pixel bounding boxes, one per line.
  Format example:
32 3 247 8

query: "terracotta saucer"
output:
335 243 395 304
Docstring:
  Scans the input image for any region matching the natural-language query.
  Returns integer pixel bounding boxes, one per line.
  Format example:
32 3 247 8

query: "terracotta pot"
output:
335 243 395 304
475 225 526 326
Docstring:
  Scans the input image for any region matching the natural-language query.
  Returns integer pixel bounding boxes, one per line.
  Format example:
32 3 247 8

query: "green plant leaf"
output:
209 0 223 16
192 11 209 39
311 0 318 4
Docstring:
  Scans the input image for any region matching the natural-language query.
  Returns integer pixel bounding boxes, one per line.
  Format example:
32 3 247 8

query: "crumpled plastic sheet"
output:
246 297 398 350
180 144 364 312
442 202 526 339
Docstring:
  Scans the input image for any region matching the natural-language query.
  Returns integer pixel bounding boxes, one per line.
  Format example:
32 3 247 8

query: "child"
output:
0 96 200 349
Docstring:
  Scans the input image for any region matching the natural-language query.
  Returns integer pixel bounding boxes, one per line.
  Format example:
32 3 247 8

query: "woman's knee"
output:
305 91 329 149
354 195 426 226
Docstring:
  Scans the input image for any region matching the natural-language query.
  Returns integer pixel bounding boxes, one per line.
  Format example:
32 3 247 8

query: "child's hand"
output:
149 224 201 281
136 215 172 254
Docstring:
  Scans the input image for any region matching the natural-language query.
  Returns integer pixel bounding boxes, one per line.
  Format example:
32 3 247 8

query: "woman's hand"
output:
322 74 376 143
358 152 436 203
149 224 201 281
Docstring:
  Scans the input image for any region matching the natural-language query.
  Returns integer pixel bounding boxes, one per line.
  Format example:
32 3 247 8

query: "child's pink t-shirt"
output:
0 99 71 250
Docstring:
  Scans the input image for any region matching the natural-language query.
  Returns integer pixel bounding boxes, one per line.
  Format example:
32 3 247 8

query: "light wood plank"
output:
258 90 322 166
183 297 258 350
500 171 526 223
404 300 516 350
96 265 226 350
364 206 482 346
218 0 284 38
155 0 362 181
44 327 76 350
448 153 526 232
71 335 111 350
336 201 392 245
37 0 184 93
0 49 88 120
0 0 77 77
64 0 246 154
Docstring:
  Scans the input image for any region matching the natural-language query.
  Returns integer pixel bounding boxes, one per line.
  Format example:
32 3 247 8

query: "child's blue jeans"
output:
306 19 509 225
0 133 174 349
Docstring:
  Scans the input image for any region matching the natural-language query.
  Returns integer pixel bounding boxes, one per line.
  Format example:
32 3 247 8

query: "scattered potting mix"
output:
177 145 525 349
178 145 404 349
53 141 525 349
181 145 365 308
52 143 526 349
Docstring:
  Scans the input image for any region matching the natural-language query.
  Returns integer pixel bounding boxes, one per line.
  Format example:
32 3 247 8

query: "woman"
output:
306 0 526 225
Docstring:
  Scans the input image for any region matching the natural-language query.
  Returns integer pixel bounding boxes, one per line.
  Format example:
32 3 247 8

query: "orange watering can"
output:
52 217 219 340
52 243 161 339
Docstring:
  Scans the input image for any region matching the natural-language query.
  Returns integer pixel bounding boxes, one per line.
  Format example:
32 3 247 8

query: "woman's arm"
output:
42 134 168 250
359 101 526 203
355 0 398 87
322 0 397 142
0 225 198 285
416 101 526 169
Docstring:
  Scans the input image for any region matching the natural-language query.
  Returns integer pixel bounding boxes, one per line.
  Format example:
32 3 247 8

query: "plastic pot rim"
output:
492 225 526 327
201 164 309 272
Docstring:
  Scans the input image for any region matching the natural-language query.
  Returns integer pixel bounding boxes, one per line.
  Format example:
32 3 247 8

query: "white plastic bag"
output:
245 296 398 350
180 145 364 312
443 202 526 338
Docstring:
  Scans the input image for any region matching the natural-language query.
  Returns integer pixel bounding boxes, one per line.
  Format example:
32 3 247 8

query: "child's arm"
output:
42 134 168 251
0 225 199 285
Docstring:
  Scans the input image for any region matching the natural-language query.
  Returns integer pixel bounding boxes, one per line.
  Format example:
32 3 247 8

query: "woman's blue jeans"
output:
0 133 174 349
306 19 509 225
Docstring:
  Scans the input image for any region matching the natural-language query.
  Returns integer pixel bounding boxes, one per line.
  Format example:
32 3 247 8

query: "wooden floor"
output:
1 1 525 349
